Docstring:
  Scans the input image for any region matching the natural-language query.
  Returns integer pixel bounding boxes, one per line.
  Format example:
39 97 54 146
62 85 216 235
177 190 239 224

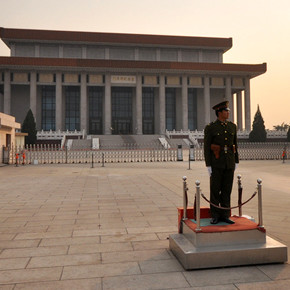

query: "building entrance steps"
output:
170 209 288 270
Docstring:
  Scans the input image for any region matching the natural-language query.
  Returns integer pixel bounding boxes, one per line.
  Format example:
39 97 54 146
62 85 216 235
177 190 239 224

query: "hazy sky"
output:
0 0 289 129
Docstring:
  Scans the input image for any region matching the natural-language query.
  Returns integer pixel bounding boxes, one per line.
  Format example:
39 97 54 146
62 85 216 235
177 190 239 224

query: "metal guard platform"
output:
169 208 288 270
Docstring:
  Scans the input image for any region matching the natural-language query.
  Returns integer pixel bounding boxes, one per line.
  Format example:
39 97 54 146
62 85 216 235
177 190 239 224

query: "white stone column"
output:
104 73 112 135
236 91 243 130
55 73 63 131
159 75 166 134
80 73 87 133
182 75 188 130
4 71 11 115
136 75 142 134
225 76 233 121
204 76 210 126
30 72 37 124
244 78 251 130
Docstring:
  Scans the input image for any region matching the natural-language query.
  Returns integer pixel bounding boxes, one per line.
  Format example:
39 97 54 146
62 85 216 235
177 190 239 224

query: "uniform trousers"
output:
210 167 234 219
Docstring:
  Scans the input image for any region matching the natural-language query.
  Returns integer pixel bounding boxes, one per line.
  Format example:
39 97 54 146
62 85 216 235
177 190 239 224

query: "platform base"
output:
169 219 288 270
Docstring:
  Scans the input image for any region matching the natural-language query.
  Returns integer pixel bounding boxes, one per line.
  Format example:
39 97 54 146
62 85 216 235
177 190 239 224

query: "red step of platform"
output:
178 207 265 233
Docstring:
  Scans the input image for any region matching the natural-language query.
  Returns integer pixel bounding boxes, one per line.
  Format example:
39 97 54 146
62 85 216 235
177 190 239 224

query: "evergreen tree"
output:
22 109 37 145
273 122 289 131
249 105 267 142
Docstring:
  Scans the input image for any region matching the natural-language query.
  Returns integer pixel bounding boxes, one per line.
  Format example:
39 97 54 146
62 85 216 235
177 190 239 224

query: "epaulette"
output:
228 121 237 126
206 122 214 127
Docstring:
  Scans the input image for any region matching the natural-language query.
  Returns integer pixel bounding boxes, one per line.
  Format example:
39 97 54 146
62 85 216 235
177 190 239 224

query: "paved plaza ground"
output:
0 160 289 289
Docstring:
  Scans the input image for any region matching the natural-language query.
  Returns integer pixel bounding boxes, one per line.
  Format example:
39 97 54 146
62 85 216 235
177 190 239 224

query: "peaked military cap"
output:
212 101 230 111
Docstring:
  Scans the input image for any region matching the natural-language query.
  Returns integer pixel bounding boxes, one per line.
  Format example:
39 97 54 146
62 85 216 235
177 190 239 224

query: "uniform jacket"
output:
204 119 239 169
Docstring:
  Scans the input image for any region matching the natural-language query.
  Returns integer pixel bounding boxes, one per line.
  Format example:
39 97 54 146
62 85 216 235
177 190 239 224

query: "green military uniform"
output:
204 102 239 220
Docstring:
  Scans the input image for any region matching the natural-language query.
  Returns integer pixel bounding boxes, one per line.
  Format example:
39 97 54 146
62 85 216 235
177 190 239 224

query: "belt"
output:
223 145 236 153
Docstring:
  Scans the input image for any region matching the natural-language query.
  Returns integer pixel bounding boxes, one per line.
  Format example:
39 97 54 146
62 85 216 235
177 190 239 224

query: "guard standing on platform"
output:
204 101 239 224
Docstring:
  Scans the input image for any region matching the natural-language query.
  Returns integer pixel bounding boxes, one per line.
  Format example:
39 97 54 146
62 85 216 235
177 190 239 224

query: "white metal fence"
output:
193 142 289 161
166 129 288 139
6 145 178 165
3 142 289 165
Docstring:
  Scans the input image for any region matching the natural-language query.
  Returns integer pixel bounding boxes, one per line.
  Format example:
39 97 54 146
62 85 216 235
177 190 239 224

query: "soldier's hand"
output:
235 163 238 170
207 166 212 176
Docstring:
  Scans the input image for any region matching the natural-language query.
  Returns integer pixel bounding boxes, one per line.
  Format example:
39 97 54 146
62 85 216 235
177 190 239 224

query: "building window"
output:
112 87 133 134
41 86 56 131
87 46 105 59
142 88 155 134
63 45 82 58
160 48 178 61
65 86 80 131
139 48 157 61
15 44 35 57
39 45 59 58
88 87 103 134
166 88 176 131
181 49 199 62
109 47 135 60
188 88 197 130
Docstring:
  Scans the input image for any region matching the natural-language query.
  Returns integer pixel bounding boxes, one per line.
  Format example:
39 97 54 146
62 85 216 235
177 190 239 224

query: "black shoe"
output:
210 218 219 224
220 217 235 224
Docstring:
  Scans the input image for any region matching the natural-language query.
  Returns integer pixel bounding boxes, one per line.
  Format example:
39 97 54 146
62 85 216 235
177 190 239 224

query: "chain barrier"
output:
200 191 257 210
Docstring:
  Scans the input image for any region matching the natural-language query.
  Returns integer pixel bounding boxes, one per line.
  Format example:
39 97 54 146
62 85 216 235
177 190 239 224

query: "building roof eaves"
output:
0 27 232 51
0 57 267 77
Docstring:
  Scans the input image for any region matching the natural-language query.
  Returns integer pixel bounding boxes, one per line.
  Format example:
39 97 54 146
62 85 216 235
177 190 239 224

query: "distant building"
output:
0 27 266 135
0 112 21 163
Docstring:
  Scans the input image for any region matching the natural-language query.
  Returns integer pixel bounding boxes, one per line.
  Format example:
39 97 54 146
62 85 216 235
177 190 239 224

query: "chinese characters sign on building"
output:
111 75 136 84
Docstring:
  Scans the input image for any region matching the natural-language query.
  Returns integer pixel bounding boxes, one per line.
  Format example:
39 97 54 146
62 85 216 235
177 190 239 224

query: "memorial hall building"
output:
0 27 266 136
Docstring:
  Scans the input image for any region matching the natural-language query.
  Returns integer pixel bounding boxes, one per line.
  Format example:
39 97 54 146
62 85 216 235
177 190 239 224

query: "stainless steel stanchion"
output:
257 178 264 228
237 174 243 217
195 180 201 232
182 176 188 220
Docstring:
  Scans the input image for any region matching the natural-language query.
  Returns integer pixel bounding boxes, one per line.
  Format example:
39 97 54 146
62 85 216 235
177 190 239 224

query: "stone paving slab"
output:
0 161 289 289
27 253 101 268
101 249 171 264
13 278 102 290
0 258 29 271
182 266 272 287
39 236 100 247
235 279 290 290
257 263 290 280
102 272 189 290
0 245 68 259
0 267 62 284
0 239 40 249
100 233 158 243
68 241 133 255
62 261 141 279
